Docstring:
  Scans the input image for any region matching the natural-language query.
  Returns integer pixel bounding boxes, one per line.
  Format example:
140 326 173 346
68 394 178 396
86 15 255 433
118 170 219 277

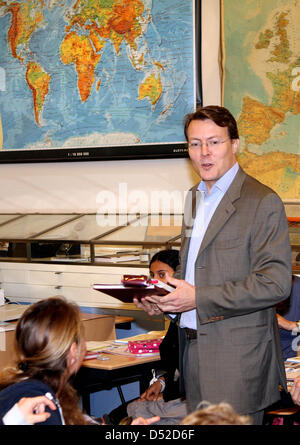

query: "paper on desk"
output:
285 361 300 380
85 331 166 357
85 340 116 352
85 341 159 358
286 356 300 363
96 343 160 358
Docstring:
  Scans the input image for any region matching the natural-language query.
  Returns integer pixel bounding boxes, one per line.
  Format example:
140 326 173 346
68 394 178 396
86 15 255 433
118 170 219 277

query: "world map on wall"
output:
223 0 300 200
0 0 195 152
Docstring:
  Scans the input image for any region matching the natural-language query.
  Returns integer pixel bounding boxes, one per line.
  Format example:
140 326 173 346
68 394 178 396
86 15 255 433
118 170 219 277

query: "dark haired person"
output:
276 275 300 360
109 249 187 425
135 105 292 425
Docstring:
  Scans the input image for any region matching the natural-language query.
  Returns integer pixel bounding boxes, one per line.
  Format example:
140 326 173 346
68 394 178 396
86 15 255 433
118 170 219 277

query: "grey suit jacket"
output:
177 167 292 414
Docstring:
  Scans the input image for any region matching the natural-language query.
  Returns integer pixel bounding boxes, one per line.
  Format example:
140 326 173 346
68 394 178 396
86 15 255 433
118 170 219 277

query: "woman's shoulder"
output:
0 379 53 397
0 379 55 418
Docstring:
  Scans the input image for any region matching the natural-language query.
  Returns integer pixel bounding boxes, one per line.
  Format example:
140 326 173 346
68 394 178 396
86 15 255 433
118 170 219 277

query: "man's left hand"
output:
145 273 196 313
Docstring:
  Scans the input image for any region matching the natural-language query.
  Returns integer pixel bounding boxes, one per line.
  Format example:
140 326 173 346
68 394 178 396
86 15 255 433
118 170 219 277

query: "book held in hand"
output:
93 274 175 303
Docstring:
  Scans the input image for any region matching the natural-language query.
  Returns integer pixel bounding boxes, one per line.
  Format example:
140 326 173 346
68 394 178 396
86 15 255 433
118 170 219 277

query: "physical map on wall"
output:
222 0 300 200
0 0 196 155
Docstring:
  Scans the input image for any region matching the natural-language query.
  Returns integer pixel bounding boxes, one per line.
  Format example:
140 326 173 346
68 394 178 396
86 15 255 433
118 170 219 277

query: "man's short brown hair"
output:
183 105 239 141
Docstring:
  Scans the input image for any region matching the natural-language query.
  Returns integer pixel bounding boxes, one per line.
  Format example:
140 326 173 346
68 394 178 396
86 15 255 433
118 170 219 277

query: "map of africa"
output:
0 0 195 153
223 0 300 200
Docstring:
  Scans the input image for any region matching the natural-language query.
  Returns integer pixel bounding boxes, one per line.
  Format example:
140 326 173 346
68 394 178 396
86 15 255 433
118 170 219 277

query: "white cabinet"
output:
0 212 182 308
0 262 148 309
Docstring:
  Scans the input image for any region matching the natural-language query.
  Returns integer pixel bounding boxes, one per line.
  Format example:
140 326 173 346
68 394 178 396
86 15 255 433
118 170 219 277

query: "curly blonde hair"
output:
181 401 252 425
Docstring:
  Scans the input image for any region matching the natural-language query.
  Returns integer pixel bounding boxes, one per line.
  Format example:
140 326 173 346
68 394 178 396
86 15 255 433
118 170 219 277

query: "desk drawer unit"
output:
0 262 148 309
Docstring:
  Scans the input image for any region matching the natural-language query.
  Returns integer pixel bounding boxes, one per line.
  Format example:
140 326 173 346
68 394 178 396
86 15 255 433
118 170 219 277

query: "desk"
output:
74 352 161 414
80 312 116 341
74 333 164 415
0 304 27 322
82 349 159 371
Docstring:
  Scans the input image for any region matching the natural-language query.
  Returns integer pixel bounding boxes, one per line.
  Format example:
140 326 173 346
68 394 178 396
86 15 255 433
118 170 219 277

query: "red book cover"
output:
93 277 174 303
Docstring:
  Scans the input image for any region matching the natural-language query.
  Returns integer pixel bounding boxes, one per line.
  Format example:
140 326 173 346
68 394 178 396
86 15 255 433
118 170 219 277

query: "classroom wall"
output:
0 1 221 215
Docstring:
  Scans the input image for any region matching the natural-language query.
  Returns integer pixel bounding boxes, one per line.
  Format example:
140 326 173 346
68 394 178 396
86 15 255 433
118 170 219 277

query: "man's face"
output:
187 119 239 193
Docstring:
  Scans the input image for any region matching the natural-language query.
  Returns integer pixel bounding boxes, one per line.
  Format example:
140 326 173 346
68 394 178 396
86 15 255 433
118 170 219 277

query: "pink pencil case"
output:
128 339 163 354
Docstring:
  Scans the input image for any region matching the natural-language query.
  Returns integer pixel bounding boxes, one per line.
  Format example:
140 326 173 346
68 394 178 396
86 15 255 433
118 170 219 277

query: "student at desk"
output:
276 276 300 360
108 249 188 425
0 297 159 426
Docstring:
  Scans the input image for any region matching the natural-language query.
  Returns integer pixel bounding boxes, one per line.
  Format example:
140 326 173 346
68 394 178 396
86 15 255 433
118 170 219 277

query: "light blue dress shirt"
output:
179 162 239 329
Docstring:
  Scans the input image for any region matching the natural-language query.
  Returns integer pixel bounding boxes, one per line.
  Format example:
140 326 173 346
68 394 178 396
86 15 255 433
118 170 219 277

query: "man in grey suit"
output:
134 106 292 425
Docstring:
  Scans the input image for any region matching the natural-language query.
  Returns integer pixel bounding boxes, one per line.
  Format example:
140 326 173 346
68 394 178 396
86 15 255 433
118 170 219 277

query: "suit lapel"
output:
197 195 235 256
197 168 246 256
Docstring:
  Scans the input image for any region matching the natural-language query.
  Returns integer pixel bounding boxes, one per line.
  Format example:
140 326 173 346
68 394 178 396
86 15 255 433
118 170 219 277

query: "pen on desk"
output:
84 352 102 360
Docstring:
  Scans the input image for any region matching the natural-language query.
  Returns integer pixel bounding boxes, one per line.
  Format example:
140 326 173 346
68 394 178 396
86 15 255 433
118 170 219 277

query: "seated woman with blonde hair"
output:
0 297 159 425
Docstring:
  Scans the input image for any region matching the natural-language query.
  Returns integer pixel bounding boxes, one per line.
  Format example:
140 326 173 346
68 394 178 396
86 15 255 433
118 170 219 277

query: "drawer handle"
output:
55 286 62 290
54 272 62 275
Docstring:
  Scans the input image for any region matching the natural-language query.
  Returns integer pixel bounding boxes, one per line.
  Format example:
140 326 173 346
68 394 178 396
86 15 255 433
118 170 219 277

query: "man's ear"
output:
232 138 239 154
